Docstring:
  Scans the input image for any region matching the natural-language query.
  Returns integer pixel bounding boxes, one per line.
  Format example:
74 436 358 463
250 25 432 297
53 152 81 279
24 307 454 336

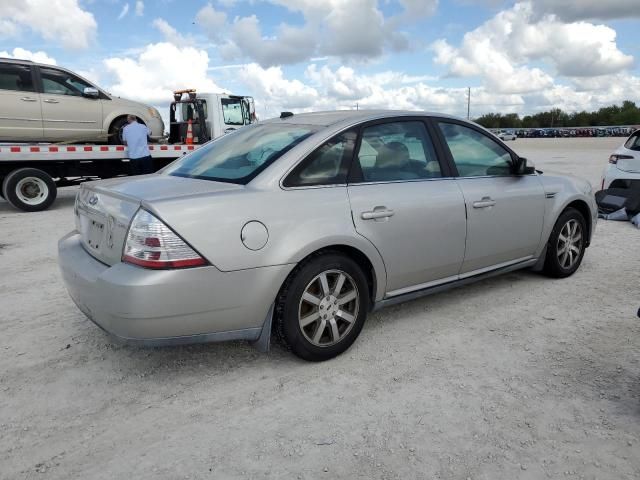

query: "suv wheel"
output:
543 207 587 278
275 252 369 361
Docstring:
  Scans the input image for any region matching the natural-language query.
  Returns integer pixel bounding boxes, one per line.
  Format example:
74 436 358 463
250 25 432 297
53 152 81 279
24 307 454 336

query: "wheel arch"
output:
563 199 593 247
107 113 147 133
279 243 385 311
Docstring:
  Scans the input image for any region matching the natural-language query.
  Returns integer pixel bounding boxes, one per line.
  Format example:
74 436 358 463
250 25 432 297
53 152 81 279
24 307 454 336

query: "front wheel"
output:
108 117 129 145
275 253 370 361
543 208 587 278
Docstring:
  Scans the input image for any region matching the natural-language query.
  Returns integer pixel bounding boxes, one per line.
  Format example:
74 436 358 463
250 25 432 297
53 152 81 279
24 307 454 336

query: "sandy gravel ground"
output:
1 138 639 479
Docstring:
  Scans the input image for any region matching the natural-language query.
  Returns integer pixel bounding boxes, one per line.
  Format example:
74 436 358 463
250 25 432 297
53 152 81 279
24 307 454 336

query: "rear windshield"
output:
163 123 319 184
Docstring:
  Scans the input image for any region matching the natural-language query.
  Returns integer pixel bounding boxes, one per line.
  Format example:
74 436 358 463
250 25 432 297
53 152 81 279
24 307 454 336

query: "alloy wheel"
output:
556 219 583 269
298 269 360 347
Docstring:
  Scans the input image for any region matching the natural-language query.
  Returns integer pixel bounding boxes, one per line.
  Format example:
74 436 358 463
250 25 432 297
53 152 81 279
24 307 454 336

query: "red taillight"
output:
122 209 207 269
609 154 633 164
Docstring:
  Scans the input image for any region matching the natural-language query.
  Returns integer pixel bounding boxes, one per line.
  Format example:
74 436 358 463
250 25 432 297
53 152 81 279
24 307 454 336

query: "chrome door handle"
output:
473 197 496 208
43 99 59 104
361 208 395 220
20 97 37 102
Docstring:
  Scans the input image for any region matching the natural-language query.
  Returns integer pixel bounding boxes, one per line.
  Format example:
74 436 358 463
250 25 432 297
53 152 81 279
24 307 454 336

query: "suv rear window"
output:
0 63 34 92
163 123 319 184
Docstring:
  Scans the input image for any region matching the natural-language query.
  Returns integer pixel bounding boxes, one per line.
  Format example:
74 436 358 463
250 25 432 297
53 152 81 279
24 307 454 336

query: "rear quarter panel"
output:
146 186 388 300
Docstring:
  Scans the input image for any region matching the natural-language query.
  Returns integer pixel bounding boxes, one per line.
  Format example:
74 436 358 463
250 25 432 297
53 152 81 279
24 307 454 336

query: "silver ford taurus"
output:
58 110 597 361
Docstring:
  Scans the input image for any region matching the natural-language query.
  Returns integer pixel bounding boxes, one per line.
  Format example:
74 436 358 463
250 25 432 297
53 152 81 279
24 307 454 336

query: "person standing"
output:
122 115 153 175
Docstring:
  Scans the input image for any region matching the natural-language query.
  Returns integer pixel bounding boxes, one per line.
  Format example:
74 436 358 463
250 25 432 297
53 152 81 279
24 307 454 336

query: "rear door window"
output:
0 63 35 92
353 121 442 183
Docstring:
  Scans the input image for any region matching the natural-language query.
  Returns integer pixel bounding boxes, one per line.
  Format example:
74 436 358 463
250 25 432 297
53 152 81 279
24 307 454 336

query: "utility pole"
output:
466 87 471 120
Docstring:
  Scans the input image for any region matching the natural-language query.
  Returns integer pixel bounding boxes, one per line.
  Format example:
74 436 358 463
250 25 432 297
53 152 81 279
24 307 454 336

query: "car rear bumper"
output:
58 231 293 346
602 164 640 189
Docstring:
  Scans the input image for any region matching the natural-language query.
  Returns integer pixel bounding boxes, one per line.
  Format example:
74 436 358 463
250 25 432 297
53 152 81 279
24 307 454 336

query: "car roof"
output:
0 57 34 64
263 110 462 127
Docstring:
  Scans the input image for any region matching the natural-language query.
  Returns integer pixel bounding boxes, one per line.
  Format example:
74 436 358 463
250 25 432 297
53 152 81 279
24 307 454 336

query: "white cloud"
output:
196 0 438 66
103 42 223 105
195 4 227 40
432 1 634 92
229 16 316 67
0 0 96 50
0 47 57 65
240 63 319 113
532 0 640 21
397 0 439 19
152 18 193 47
237 62 526 119
118 3 130 21
135 1 144 16
235 61 640 121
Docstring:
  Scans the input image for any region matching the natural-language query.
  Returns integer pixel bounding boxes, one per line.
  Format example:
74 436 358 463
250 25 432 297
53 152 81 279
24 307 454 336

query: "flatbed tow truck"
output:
0 90 256 212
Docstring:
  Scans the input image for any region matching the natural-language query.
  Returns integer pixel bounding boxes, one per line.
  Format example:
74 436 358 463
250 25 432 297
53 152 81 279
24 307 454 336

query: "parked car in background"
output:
0 58 164 144
497 130 517 141
58 110 597 361
602 129 640 190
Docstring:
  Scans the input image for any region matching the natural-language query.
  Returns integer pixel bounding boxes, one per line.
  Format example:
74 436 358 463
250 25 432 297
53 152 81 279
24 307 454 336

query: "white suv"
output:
602 129 640 190
0 58 164 144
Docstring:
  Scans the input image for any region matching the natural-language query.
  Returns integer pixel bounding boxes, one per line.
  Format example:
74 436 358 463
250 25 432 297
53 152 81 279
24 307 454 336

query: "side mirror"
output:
515 157 536 175
83 87 99 98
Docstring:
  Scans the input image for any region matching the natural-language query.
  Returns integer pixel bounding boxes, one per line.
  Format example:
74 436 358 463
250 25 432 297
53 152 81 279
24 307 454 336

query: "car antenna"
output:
280 112 294 119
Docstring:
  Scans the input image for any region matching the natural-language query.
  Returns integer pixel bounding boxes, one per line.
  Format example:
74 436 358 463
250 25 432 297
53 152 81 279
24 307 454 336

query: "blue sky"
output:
1 0 639 119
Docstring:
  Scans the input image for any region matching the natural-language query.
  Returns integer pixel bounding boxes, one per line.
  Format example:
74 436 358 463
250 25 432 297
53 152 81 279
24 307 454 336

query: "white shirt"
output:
122 121 151 159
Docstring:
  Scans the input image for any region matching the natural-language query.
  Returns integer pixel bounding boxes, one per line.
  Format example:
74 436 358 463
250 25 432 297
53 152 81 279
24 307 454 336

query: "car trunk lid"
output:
75 174 242 266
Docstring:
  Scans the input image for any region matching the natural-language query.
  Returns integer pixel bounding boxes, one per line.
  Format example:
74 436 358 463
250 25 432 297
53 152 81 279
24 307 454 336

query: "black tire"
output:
2 168 57 212
275 252 370 361
108 117 129 145
542 207 587 278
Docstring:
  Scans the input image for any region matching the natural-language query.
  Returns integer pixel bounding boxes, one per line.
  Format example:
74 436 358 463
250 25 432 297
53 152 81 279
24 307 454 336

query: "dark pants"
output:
130 155 154 175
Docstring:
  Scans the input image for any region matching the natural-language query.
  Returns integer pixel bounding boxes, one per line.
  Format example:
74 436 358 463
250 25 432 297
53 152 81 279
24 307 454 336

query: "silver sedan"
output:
58 111 597 361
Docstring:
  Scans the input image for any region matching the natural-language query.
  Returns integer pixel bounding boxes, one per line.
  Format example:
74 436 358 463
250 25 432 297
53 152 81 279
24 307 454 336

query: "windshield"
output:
163 123 318 184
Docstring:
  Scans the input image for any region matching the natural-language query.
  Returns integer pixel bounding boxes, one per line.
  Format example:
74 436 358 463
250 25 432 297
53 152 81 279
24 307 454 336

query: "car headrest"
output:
375 141 410 168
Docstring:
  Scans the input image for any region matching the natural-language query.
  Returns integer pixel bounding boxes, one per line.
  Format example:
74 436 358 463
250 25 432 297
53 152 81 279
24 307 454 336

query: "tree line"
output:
474 100 640 129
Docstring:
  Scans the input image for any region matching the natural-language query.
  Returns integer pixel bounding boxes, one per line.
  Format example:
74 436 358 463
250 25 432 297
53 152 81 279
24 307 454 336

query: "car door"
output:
37 66 103 141
347 119 467 296
434 119 545 275
0 62 43 141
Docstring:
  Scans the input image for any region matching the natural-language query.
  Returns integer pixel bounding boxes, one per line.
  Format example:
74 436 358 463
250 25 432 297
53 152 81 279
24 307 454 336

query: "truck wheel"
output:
108 117 128 145
2 168 57 212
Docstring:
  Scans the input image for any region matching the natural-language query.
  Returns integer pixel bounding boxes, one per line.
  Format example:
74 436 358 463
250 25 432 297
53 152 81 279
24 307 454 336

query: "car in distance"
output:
602 129 640 190
497 130 517 141
58 110 597 361
0 58 164 144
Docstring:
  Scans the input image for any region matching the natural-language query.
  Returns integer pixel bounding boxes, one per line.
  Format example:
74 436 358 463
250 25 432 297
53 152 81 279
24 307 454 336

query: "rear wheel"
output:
2 168 57 212
275 252 369 361
543 208 587 278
